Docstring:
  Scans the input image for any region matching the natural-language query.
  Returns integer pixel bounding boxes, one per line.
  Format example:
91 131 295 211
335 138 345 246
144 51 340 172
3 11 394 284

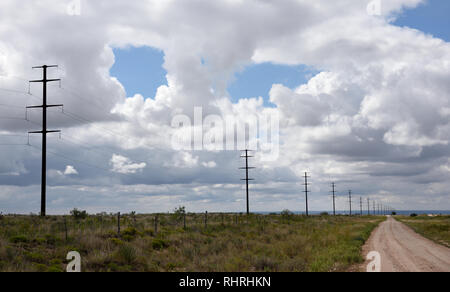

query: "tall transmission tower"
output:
27 65 63 217
303 172 311 216
331 182 336 216
240 150 255 215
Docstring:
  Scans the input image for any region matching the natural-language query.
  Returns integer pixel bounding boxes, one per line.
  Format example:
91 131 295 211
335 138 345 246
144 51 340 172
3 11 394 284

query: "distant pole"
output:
360 197 363 216
303 172 311 216
331 182 336 216
348 190 352 216
367 198 370 215
373 201 376 215
117 212 121 236
240 150 255 216
27 65 63 217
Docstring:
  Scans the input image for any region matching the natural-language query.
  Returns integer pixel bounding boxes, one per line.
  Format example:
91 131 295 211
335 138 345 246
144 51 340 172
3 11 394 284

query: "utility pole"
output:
303 172 310 216
240 150 255 216
360 197 363 216
27 65 62 217
348 190 352 216
367 198 370 216
373 201 376 216
331 182 336 216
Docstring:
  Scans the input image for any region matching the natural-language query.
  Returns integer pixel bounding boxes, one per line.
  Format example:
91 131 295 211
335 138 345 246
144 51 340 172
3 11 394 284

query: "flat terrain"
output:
397 215 450 248
0 213 382 272
361 216 450 272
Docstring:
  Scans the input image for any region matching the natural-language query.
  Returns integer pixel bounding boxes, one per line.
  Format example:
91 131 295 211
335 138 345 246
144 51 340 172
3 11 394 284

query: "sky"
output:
0 0 449 215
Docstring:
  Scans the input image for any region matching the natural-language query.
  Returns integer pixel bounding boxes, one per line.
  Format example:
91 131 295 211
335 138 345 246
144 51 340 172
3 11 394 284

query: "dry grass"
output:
397 215 450 247
0 213 384 272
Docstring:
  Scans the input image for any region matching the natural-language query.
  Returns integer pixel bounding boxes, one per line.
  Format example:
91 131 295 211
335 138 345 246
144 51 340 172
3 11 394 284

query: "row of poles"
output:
25 65 395 217
241 153 396 216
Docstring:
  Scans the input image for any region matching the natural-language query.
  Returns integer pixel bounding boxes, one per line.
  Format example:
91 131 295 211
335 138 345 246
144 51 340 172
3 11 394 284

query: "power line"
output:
28 144 111 174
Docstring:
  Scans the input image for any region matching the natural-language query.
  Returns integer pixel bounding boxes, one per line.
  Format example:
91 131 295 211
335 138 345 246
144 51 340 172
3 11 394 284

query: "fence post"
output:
154 215 158 235
117 212 121 237
205 211 208 229
183 213 186 230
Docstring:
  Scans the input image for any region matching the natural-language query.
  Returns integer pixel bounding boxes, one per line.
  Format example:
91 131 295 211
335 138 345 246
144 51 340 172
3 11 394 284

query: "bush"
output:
410 213 418 217
122 227 139 237
10 235 29 244
70 209 88 220
152 238 169 250
116 244 137 264
281 209 293 219
172 206 186 222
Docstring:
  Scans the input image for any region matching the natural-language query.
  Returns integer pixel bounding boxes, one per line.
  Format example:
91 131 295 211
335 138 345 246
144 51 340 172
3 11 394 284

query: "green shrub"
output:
9 235 29 244
47 265 64 272
71 208 88 220
25 252 45 263
116 244 137 264
152 238 169 250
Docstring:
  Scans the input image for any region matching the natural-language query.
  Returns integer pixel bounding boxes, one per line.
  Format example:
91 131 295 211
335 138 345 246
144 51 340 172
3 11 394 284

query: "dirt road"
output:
361 216 450 272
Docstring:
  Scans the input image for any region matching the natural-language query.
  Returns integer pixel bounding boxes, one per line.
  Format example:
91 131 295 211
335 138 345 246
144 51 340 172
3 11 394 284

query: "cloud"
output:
110 154 146 174
63 165 78 176
0 0 449 213
202 161 217 168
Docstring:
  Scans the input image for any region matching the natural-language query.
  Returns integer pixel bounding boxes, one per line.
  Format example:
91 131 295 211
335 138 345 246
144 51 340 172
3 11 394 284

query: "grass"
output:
396 215 450 248
0 213 384 272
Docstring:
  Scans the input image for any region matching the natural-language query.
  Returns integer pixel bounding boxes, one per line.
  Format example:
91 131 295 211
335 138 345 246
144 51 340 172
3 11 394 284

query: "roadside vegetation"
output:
396 215 450 248
0 210 384 272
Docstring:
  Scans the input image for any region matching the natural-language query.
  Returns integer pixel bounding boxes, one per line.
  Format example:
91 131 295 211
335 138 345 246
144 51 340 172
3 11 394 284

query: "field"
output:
0 212 384 272
396 215 450 248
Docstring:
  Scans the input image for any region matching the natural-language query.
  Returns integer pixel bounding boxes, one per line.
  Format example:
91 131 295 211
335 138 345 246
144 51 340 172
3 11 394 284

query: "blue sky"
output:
111 0 449 104
393 0 450 42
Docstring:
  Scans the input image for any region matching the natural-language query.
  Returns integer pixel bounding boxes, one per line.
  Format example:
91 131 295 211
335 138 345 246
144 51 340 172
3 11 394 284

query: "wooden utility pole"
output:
348 190 352 216
360 197 363 216
27 65 63 217
303 172 311 216
331 182 336 216
240 150 255 215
